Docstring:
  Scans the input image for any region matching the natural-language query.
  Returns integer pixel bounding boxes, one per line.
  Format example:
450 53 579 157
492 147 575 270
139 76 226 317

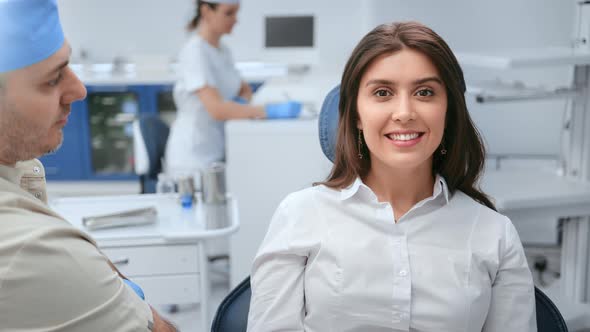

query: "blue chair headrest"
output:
318 85 340 163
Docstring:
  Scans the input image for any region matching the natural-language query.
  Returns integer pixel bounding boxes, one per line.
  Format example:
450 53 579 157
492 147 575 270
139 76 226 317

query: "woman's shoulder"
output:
453 190 512 229
218 41 233 54
180 35 208 56
278 184 340 210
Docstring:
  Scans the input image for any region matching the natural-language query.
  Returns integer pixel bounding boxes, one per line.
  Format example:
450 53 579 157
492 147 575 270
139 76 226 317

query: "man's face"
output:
0 41 87 165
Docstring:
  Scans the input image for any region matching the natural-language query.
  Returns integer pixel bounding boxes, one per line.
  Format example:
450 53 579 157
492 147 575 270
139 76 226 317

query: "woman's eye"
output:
416 89 434 97
374 89 391 97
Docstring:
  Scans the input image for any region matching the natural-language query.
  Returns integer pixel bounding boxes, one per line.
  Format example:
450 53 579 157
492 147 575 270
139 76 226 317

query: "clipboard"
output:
82 206 157 231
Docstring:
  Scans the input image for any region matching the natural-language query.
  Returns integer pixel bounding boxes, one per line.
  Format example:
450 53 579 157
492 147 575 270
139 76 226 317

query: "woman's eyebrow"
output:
365 79 394 87
365 76 443 87
412 76 443 85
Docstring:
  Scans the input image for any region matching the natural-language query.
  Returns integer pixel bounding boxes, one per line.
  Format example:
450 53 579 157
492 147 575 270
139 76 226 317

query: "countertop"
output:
71 61 291 85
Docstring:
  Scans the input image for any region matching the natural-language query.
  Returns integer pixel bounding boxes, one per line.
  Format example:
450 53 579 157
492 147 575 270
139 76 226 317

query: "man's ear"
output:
0 73 5 92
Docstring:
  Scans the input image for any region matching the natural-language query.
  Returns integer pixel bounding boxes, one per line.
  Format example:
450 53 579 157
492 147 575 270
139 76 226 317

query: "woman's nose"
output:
391 95 415 123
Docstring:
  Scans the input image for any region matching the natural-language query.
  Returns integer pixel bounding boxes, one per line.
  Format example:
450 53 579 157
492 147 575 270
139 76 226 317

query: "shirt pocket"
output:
328 256 398 330
409 245 472 332
304 259 344 332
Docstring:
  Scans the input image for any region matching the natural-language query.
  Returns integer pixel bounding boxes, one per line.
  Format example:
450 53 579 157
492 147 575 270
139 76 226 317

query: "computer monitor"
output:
265 15 314 48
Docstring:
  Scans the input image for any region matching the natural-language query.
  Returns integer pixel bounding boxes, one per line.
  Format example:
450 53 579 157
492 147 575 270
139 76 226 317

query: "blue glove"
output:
232 96 249 104
123 278 145 300
265 101 302 119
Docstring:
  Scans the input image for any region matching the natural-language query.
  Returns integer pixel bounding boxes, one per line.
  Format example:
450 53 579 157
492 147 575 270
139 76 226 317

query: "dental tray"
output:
82 206 158 231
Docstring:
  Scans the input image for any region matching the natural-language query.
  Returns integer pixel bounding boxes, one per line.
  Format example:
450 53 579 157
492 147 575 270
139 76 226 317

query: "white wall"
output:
58 0 364 71
58 0 193 62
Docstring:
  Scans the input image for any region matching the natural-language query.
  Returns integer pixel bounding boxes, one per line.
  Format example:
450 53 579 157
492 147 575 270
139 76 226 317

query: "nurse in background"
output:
165 0 299 177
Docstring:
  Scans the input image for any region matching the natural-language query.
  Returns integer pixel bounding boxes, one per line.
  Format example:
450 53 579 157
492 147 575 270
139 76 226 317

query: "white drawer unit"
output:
50 194 241 331
133 274 201 305
101 244 199 277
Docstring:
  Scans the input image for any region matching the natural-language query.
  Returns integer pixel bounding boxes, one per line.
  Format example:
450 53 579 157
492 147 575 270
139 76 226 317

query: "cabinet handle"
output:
111 257 130 265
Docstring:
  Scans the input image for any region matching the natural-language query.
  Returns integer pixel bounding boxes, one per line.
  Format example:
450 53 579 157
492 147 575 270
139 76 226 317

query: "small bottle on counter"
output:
177 175 196 209
156 173 176 194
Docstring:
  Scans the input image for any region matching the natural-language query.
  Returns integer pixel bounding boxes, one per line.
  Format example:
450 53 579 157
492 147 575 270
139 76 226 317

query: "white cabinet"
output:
51 194 240 332
100 244 202 305
226 118 333 287
102 244 200 276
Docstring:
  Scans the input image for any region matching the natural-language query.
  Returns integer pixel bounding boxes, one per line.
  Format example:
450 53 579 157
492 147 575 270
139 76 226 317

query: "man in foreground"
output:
0 0 176 330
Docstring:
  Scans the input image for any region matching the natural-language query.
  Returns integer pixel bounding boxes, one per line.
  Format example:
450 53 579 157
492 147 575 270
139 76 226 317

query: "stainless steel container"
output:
204 202 231 229
201 162 226 204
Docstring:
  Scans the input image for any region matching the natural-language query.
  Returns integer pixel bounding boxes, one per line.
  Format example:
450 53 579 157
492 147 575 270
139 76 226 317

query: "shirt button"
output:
33 166 41 174
399 270 408 277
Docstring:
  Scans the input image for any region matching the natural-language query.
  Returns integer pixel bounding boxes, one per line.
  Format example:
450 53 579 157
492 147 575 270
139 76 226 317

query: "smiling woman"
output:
323 22 493 213
247 21 537 332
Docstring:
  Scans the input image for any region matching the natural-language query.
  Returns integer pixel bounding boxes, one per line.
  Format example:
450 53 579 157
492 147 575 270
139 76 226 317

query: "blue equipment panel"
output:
41 81 261 181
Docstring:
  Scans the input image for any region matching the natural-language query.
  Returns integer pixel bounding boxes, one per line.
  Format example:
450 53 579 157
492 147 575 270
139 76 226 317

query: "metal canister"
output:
201 162 227 204
204 203 231 229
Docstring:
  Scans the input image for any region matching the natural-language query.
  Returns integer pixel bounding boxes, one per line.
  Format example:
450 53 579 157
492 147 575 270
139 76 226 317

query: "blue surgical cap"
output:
0 0 65 73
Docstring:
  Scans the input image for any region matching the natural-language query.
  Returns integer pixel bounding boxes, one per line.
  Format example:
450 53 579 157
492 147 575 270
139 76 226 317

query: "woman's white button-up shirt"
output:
247 176 536 332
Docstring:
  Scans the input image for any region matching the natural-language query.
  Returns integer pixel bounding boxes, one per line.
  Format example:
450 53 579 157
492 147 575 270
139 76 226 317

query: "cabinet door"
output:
86 85 143 179
40 100 87 180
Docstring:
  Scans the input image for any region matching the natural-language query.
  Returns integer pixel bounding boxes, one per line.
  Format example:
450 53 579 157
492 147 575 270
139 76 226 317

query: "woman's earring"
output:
440 145 447 155
358 129 364 159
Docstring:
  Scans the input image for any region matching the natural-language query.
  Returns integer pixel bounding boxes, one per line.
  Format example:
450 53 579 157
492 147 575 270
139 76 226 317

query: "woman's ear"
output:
200 3 212 18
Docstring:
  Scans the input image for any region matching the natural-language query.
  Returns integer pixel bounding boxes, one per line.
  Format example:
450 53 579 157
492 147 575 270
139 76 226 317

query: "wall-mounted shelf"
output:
466 80 579 103
482 169 590 215
456 46 590 69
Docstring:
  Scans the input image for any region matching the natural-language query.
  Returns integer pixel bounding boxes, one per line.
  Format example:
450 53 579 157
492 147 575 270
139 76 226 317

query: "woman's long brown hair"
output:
318 22 495 211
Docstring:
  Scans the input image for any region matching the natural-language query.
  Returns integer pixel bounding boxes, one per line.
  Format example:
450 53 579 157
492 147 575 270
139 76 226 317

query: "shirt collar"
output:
340 176 363 201
435 174 450 204
340 174 450 204
0 159 48 203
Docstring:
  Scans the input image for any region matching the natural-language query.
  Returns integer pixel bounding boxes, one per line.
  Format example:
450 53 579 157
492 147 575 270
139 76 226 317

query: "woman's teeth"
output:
389 133 420 141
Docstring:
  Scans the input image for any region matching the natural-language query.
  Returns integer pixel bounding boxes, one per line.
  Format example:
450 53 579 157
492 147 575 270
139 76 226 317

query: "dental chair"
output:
132 113 170 193
210 86 569 332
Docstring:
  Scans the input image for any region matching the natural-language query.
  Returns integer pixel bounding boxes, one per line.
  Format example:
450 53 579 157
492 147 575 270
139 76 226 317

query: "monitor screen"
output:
265 16 314 48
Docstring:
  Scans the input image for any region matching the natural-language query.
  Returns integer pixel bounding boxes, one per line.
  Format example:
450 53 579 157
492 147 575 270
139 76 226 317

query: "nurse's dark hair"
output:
318 21 496 211
187 0 219 31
